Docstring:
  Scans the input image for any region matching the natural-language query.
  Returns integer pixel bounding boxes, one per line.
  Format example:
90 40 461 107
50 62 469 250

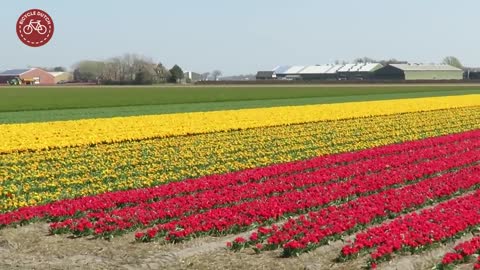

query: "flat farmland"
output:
1 85 480 270
1 85 480 123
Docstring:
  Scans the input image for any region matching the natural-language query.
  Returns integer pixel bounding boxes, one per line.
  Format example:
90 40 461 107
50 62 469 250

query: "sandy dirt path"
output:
4 221 471 270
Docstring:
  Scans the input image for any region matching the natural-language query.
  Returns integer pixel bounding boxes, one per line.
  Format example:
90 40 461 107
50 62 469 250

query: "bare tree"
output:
201 72 210 81
100 54 157 84
442 56 463 69
212 70 222 81
378 58 408 65
73 61 105 82
75 54 163 84
353 57 376 64
102 57 121 81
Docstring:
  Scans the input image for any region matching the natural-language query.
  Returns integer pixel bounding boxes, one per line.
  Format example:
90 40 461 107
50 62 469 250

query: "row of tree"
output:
199 70 223 81
73 54 183 84
73 54 223 85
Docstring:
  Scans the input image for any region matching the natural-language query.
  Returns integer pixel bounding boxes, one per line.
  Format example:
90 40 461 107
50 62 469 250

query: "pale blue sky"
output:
1 0 478 75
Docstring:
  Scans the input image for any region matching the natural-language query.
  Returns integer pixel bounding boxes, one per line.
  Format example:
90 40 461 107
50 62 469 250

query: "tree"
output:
442 56 463 69
378 58 408 65
132 58 156 85
134 67 154 85
169 65 184 83
73 61 105 82
102 57 122 82
74 54 164 84
53 66 66 72
201 72 210 81
212 70 222 81
354 57 376 64
99 54 157 84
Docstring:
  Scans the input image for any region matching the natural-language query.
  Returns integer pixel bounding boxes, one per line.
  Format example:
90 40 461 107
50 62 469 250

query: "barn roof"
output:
338 64 356 72
297 63 383 74
0 69 32 76
272 66 291 74
272 63 383 75
49 72 64 77
390 64 462 71
358 63 383 72
299 65 334 74
283 66 306 74
324 65 344 74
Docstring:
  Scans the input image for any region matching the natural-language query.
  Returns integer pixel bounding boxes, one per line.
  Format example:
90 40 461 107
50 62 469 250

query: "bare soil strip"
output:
2 192 477 270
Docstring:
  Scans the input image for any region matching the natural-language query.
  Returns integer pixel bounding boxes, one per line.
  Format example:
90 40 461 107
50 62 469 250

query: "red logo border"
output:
16 9 55 47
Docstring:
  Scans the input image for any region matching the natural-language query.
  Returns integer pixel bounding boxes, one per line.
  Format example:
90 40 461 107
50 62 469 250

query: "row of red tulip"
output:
5 129 477 229
230 163 480 258
133 144 480 243
340 189 480 269
49 135 480 238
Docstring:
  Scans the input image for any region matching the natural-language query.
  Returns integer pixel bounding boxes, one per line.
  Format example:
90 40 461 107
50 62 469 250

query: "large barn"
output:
272 63 383 81
374 64 463 80
0 68 55 85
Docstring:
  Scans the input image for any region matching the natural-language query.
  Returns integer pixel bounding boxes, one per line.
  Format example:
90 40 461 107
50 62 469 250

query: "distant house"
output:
374 64 463 80
0 68 55 85
49 72 73 84
256 71 276 80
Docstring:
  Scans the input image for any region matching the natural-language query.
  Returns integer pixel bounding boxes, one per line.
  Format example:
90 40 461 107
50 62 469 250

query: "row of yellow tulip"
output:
1 106 479 212
0 95 479 153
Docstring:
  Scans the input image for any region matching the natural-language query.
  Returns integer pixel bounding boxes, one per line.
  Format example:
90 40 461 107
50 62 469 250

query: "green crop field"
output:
1 85 480 124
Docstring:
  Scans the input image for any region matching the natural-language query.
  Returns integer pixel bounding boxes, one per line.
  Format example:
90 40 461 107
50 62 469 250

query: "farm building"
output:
256 71 276 80
465 68 480 80
271 63 383 81
184 71 202 82
0 68 55 85
49 72 73 84
374 64 463 80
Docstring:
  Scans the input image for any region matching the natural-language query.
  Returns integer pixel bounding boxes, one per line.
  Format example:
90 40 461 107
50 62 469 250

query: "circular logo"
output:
16 9 54 47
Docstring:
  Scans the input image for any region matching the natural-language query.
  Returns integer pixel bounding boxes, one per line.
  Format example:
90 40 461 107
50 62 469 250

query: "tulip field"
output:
1 86 480 269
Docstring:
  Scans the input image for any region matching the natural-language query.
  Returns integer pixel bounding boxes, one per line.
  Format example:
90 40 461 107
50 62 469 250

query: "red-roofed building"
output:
0 68 55 85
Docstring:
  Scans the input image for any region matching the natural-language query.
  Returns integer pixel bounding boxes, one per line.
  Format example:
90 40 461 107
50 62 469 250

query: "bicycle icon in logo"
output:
23 20 48 35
